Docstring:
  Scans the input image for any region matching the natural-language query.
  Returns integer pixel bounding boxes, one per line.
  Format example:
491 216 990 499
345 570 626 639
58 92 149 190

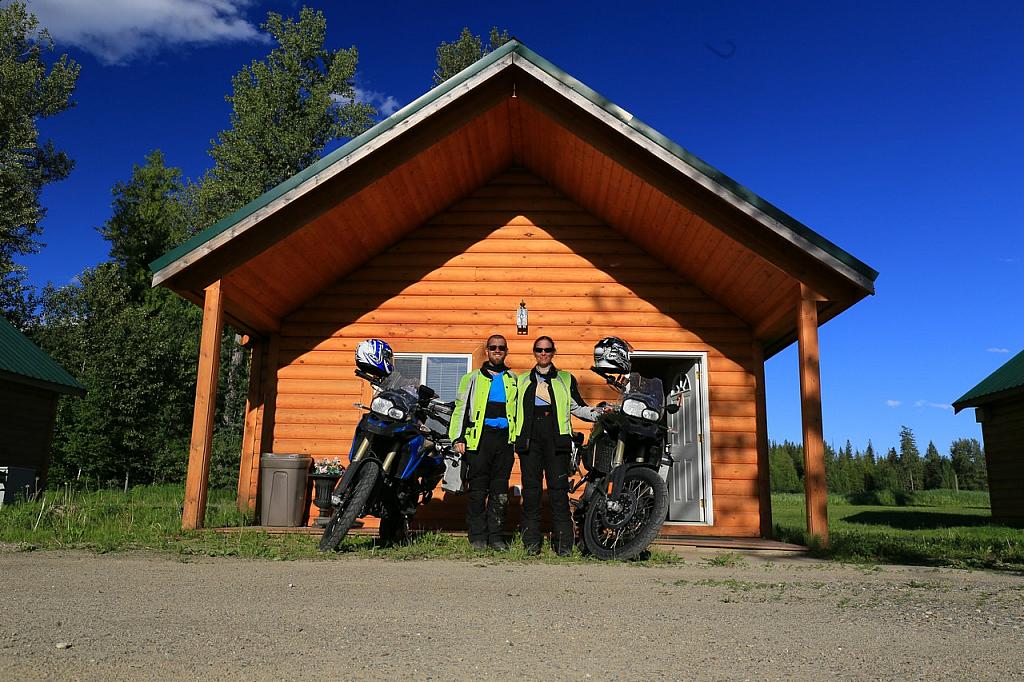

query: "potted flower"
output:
310 457 345 526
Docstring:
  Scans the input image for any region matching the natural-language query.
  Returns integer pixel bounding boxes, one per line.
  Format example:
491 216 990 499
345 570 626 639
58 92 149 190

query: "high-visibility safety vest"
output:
448 369 520 450
512 370 574 441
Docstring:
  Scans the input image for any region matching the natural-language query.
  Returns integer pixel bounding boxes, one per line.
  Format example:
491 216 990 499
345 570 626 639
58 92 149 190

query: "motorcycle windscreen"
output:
625 373 665 410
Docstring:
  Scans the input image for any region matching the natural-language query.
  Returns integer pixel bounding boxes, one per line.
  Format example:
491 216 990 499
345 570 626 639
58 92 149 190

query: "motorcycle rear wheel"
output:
582 466 668 560
319 461 380 552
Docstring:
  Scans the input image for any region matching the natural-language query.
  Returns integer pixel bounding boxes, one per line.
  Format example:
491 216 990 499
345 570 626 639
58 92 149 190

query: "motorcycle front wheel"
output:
318 461 380 552
582 466 668 560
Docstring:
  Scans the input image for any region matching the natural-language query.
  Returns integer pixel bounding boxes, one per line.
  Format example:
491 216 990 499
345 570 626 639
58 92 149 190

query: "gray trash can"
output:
259 453 312 526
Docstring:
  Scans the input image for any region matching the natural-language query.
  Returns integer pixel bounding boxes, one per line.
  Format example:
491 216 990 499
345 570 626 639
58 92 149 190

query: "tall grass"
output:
0 484 251 554
0 484 681 564
772 490 1023 571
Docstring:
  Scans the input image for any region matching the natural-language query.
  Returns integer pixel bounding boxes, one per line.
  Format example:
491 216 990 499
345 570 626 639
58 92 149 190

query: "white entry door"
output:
666 363 704 521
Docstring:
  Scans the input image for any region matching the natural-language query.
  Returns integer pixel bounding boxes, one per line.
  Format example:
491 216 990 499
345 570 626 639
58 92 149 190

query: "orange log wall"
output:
262 169 762 536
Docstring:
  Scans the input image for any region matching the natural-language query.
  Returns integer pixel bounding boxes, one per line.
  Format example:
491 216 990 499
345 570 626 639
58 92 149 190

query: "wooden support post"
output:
182 280 224 531
752 341 773 537
798 284 829 543
251 334 281 521
236 338 264 513
258 334 281 456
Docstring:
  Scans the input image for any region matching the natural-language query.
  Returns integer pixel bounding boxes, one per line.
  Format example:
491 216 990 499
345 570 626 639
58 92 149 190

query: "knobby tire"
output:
318 461 380 552
582 466 668 561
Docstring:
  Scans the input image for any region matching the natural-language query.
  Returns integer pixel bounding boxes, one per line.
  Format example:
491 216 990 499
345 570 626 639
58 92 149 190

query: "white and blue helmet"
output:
355 339 394 378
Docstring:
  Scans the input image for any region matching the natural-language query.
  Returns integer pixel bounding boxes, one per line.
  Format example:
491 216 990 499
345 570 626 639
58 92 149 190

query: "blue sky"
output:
20 0 1024 456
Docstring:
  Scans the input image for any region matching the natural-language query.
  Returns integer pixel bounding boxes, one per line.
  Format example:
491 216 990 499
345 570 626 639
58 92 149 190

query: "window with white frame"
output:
394 353 473 435
393 353 473 402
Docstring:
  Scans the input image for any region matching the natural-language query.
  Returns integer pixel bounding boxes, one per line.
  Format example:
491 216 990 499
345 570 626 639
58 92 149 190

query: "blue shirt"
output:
483 373 509 428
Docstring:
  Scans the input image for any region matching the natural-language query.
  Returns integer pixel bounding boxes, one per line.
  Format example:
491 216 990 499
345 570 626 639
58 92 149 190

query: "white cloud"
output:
987 347 1010 353
333 88 401 117
885 400 901 408
358 88 401 116
27 0 266 65
913 400 954 411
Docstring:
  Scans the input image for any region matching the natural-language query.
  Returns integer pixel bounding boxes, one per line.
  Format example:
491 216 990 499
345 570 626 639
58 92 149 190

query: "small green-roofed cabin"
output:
152 41 877 542
0 316 85 503
954 349 1024 526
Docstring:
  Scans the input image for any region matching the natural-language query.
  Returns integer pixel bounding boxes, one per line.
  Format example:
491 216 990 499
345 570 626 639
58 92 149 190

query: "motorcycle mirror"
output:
665 403 680 414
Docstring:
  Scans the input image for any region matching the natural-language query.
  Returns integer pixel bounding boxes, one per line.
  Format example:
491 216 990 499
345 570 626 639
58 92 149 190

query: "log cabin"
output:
151 41 877 542
954 349 1024 526
0 316 85 503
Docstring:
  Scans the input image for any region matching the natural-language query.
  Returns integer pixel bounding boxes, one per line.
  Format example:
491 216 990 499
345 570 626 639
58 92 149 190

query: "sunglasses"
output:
487 344 508 351
533 347 555 354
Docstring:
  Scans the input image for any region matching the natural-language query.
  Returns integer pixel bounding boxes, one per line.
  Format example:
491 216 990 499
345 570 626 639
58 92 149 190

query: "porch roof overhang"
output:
150 41 877 358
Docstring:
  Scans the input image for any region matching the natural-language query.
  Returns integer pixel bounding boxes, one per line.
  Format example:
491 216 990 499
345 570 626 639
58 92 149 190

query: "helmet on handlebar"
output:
355 339 394 378
593 336 631 374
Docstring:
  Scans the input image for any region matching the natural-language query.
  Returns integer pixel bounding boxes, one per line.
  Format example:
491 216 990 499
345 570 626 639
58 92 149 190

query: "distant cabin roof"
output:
149 40 877 358
954 349 1024 412
0 316 85 395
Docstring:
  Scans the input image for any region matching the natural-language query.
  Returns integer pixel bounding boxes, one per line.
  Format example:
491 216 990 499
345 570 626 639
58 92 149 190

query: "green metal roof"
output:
954 348 1024 411
150 40 877 287
0 316 85 395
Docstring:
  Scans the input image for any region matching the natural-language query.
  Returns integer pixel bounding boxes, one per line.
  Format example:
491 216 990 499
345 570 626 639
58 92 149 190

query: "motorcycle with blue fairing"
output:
319 340 456 552
570 337 675 560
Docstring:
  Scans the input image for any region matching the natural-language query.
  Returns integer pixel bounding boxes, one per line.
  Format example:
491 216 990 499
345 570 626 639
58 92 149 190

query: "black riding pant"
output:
466 427 514 543
520 414 573 552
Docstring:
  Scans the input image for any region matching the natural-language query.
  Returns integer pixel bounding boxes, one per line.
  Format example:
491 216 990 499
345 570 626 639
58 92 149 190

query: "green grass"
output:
0 484 681 564
6 484 1019 570
772 491 1024 571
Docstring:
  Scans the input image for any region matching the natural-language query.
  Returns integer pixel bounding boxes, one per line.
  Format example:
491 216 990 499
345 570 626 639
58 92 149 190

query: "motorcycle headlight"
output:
623 398 660 422
371 396 404 420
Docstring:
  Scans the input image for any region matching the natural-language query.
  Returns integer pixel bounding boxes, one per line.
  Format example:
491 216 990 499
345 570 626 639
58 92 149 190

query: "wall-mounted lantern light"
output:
516 299 528 335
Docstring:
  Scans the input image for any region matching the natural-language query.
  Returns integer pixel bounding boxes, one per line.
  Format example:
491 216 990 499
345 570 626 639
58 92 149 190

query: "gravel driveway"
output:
1 547 1021 680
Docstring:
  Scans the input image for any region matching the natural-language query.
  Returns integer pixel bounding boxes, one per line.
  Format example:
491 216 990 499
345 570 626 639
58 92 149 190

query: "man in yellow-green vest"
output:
450 334 520 551
513 336 606 555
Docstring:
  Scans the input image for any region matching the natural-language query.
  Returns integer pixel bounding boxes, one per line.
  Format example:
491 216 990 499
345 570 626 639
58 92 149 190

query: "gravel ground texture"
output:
1 547 1022 681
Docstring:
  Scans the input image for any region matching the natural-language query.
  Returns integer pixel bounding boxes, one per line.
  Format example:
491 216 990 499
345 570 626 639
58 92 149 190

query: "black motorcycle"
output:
318 370 455 552
570 369 675 560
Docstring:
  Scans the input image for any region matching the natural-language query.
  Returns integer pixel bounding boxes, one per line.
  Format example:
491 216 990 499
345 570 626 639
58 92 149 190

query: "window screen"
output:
426 356 470 402
394 356 423 384
393 353 472 435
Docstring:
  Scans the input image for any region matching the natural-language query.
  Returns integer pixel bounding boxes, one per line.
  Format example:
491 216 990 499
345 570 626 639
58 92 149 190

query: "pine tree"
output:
99 150 186 299
898 425 923 492
922 440 944 489
769 443 801 492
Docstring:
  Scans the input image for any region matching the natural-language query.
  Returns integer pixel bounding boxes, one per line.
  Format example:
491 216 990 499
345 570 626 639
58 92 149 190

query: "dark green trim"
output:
150 40 877 287
954 348 1024 412
0 317 85 395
